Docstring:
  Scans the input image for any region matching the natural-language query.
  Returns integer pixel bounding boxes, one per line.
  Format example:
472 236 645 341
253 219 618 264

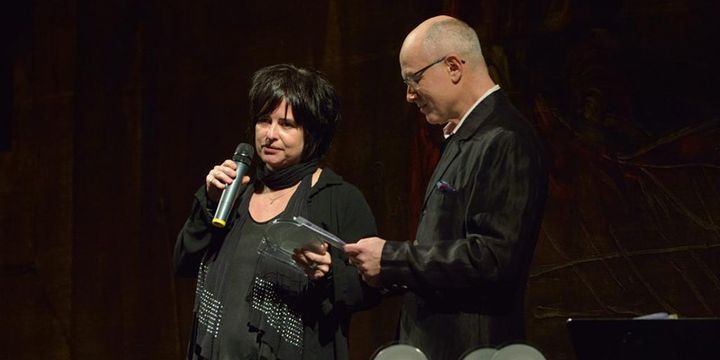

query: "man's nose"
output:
406 84 418 103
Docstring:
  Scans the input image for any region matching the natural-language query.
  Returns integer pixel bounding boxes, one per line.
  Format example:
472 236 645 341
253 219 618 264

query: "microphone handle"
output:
211 161 250 228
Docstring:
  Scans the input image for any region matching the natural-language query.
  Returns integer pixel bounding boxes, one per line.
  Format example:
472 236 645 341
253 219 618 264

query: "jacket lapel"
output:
418 90 502 210
421 140 460 210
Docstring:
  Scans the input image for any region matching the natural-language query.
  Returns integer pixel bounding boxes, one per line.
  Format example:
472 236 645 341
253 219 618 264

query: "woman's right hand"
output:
205 160 239 203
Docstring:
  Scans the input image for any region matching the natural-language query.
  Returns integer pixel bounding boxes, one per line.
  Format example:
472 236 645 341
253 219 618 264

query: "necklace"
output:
267 189 292 204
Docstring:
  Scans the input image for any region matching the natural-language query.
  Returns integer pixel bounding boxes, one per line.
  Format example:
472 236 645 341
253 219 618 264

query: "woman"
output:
174 64 378 360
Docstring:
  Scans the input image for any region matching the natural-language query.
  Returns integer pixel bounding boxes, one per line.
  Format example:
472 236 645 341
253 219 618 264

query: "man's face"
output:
400 47 452 125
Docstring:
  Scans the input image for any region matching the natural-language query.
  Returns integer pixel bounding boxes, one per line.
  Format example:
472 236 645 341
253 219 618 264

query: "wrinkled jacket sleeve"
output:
173 185 232 277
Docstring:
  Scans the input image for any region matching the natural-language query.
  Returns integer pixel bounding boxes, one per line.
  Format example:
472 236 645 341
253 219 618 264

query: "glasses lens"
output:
404 57 444 90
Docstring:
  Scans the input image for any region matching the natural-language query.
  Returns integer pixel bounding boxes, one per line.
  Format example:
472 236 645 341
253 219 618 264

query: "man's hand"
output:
343 237 386 287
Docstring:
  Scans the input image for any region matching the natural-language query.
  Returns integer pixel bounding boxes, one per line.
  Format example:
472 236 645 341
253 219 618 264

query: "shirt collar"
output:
443 84 501 138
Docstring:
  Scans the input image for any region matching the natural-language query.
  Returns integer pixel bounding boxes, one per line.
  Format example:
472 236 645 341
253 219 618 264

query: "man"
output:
344 15 548 359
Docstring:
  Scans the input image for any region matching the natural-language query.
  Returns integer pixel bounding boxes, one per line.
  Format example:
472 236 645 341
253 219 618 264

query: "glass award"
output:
258 216 346 271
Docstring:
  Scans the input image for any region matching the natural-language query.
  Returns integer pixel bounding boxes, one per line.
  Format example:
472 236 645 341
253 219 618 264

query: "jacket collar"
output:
308 167 343 198
452 89 502 142
420 90 503 209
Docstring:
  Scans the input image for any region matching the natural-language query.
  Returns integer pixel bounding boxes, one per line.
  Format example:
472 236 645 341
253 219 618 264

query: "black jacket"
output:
381 90 548 359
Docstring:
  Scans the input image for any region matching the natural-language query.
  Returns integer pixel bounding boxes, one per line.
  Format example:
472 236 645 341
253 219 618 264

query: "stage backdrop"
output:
1 1 718 359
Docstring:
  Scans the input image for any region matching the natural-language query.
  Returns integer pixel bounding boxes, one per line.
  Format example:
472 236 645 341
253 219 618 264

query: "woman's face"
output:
255 99 305 170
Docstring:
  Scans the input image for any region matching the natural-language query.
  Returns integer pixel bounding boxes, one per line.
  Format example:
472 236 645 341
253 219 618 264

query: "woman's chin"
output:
262 160 287 171
261 155 303 171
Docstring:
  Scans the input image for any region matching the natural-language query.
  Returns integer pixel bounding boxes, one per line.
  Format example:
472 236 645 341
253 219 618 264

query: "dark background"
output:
1 1 719 359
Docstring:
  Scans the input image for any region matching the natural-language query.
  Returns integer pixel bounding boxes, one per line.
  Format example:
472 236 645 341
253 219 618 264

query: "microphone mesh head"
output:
232 143 254 164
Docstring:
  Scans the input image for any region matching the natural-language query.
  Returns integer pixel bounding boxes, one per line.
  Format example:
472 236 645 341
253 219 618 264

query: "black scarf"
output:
256 158 319 190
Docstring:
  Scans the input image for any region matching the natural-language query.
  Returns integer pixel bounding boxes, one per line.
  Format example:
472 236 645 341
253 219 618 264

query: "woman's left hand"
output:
293 243 331 280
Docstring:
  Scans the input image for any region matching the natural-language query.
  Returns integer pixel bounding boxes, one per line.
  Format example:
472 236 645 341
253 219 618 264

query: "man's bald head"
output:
401 16 484 68
399 16 496 124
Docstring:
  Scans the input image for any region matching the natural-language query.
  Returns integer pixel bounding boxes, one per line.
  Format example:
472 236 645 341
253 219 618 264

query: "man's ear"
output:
446 55 465 84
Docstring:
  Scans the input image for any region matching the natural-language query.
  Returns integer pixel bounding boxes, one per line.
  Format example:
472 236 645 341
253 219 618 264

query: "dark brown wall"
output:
1 1 718 359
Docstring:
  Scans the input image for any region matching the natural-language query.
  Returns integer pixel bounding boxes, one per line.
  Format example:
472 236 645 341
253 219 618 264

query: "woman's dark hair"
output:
249 64 340 161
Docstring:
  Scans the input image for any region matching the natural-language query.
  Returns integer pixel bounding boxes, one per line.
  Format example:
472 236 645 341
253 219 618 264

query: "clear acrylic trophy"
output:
258 216 346 272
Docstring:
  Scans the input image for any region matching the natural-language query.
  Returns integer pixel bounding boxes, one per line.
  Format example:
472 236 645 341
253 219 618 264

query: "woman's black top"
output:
174 168 379 360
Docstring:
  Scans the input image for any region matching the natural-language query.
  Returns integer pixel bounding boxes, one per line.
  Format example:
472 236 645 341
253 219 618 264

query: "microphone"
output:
212 143 254 228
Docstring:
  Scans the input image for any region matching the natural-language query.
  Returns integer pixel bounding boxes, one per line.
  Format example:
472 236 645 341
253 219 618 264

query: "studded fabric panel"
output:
196 261 224 338
250 276 304 349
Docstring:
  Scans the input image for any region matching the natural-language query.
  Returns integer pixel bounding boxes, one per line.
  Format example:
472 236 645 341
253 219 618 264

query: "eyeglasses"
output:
403 56 446 89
